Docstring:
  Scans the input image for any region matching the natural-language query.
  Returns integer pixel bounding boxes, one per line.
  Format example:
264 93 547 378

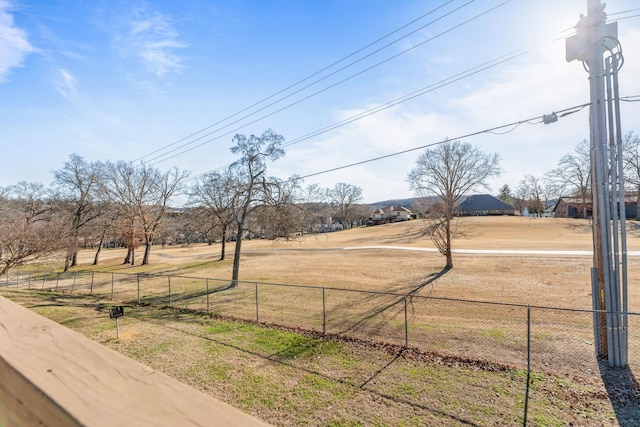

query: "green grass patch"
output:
207 362 233 381
235 369 282 410
324 419 364 427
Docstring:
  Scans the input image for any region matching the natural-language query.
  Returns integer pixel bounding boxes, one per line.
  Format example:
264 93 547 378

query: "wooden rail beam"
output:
0 295 270 427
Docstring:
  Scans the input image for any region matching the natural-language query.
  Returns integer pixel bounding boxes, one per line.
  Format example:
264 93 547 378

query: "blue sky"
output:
2 0 640 204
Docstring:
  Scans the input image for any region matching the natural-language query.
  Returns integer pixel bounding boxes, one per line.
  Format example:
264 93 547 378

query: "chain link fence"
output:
2 269 639 424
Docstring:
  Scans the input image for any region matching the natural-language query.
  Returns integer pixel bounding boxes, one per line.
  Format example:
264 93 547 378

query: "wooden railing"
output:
0 295 270 427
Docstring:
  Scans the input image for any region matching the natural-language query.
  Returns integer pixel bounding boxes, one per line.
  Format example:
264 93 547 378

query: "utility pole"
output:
566 0 627 367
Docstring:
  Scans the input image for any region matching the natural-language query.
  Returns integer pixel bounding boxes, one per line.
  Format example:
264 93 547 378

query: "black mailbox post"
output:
109 306 124 338
109 306 124 319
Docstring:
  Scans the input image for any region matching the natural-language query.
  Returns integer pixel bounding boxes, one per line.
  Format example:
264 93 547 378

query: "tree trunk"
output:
0 263 10 277
93 246 102 266
63 249 72 272
124 248 132 265
445 216 453 269
142 239 151 265
93 229 107 265
220 226 227 261
231 223 243 286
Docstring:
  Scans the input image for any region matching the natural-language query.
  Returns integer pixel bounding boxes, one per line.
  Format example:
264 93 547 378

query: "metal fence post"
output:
206 279 210 313
523 305 531 426
137 273 140 304
168 276 171 306
71 271 77 293
90 272 94 295
404 296 409 348
255 283 259 322
111 272 114 300
322 287 326 335
28 272 32 289
55 272 60 291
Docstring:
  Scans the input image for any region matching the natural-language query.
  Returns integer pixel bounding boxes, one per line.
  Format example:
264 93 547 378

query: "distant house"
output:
553 197 592 219
554 194 638 219
369 206 413 225
310 216 341 233
455 194 515 216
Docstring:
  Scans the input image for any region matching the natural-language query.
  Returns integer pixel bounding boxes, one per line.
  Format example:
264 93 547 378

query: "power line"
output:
181 50 525 183
608 8 640 17
291 102 591 182
557 7 640 41
132 0 465 163
174 102 590 208
282 52 525 149
144 0 513 166
173 102 592 209
144 0 492 165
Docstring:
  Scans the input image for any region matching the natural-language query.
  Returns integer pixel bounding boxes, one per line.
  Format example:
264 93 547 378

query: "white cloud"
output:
115 8 187 78
54 68 79 100
0 0 34 83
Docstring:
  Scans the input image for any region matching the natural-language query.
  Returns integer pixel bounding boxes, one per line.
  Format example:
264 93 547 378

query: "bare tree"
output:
546 139 591 218
138 166 189 265
228 129 285 285
326 182 363 229
53 154 101 271
0 182 65 275
99 162 188 265
255 176 303 239
542 178 563 208
90 206 118 265
623 131 640 219
408 140 501 268
190 170 236 260
299 183 327 233
513 181 528 215
517 175 545 217
98 161 143 265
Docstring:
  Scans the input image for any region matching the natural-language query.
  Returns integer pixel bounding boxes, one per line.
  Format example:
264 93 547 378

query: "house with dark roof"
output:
455 194 515 216
553 194 638 219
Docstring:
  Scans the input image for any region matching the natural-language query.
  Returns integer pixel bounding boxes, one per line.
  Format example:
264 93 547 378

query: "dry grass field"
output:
72 216 640 309
3 216 640 426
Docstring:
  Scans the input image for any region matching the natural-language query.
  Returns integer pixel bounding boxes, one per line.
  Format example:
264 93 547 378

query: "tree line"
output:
0 130 367 281
4 129 638 275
